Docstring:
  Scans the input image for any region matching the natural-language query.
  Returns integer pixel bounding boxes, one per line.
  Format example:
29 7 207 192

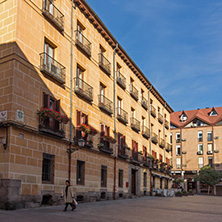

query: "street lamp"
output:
78 138 85 147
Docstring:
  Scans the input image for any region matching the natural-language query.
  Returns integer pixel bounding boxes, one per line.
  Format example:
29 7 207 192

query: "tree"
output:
194 166 222 195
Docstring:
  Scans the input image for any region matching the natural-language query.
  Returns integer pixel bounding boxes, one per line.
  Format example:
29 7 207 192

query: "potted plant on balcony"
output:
80 123 91 137
90 126 97 135
103 135 116 144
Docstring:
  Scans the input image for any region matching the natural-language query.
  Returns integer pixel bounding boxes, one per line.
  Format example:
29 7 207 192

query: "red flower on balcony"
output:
80 123 91 134
38 108 69 124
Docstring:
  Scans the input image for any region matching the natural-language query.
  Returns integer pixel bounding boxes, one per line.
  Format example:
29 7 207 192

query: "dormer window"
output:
180 113 187 122
209 109 217 116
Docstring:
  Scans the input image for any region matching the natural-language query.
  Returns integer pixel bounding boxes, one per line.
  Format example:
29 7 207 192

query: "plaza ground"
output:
1 195 222 222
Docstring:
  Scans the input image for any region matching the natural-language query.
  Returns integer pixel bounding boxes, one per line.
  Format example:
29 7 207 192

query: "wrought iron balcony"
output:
38 115 65 138
116 71 126 89
131 117 140 133
143 155 152 167
166 143 172 152
141 96 148 110
150 105 156 118
99 53 111 76
75 30 91 57
42 0 64 31
74 78 93 102
118 145 128 159
130 151 143 165
165 120 169 129
98 142 113 155
158 113 163 124
142 125 150 139
159 138 165 148
40 52 66 84
130 84 139 101
116 107 128 125
151 132 158 144
98 94 113 115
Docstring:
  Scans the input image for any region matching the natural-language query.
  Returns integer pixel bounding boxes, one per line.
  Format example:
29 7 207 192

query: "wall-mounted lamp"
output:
0 138 6 149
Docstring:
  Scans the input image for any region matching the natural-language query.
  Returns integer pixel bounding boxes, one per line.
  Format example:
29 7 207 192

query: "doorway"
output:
131 169 137 195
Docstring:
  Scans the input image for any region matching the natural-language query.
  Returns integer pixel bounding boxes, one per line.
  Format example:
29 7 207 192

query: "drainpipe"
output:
113 43 118 200
68 0 74 182
148 85 152 195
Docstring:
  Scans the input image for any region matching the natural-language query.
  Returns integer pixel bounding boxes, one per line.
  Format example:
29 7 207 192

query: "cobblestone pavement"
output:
1 195 222 222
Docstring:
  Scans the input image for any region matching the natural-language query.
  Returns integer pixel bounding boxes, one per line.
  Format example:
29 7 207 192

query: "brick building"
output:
170 107 222 194
0 0 173 209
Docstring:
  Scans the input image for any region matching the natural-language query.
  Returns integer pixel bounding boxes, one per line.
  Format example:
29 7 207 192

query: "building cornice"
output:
74 0 173 113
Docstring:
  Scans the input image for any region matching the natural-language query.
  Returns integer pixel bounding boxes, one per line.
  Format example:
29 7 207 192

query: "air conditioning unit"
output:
207 151 213 154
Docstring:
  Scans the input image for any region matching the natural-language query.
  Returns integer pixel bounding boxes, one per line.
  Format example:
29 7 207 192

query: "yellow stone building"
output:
0 0 173 209
170 107 222 195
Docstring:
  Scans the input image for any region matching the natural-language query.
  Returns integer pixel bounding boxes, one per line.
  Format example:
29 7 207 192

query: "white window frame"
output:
176 158 181 169
198 157 203 169
176 145 181 156
207 131 212 141
198 131 203 142
198 144 203 154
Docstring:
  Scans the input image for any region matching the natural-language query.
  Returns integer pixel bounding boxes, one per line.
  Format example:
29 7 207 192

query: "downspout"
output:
148 85 152 195
113 43 119 200
69 0 74 182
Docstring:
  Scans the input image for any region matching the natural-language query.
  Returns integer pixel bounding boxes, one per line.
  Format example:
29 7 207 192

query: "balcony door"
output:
118 133 125 156
77 23 83 43
117 97 121 116
76 111 88 141
100 84 105 104
45 0 54 15
76 66 84 90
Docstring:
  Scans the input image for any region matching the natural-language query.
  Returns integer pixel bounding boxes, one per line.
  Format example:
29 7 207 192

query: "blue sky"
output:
86 0 222 112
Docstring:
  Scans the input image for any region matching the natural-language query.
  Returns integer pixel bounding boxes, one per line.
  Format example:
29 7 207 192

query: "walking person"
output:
61 180 75 211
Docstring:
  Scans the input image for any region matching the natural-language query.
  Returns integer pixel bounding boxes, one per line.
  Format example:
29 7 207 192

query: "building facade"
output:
170 107 222 194
0 0 173 209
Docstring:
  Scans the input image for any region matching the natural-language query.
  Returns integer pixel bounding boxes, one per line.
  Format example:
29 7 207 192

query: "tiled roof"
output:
170 107 222 128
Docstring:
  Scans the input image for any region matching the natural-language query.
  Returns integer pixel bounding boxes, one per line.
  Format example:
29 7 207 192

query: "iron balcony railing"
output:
142 125 150 139
158 113 163 124
40 52 66 84
150 105 156 118
38 115 65 138
141 96 148 110
165 120 169 129
99 53 111 75
74 78 93 102
98 94 113 115
42 0 64 31
118 145 128 159
98 141 113 155
131 117 140 132
116 71 126 89
151 132 158 144
159 138 165 148
130 84 139 101
75 30 91 57
116 107 128 125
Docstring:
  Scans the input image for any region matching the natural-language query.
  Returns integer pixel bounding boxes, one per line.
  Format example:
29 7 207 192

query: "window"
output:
198 131 203 142
170 133 172 144
117 133 126 156
142 116 145 126
143 146 147 161
198 144 203 154
199 157 203 169
100 83 106 103
207 131 212 141
152 150 157 159
153 176 155 188
44 0 54 15
208 157 213 167
42 153 55 183
207 143 213 153
166 158 170 165
132 140 138 161
44 41 55 60
176 158 181 169
76 160 85 185
131 108 135 118
144 172 147 187
159 154 163 162
118 169 123 188
117 97 122 115
176 133 181 143
43 93 60 131
176 145 181 156
180 113 187 122
77 22 85 43
141 89 144 101
100 123 110 148
101 165 107 187
209 109 217 116
117 63 121 77
76 110 88 141
76 66 84 89
160 178 162 189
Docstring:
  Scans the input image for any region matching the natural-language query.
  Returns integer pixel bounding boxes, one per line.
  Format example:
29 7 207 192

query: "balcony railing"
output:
118 145 128 159
38 115 65 138
74 78 93 102
98 141 113 155
99 53 111 76
165 120 169 129
150 105 156 118
42 0 64 31
158 113 163 124
151 132 158 144
142 125 150 139
98 94 113 115
116 107 128 125
166 143 172 152
40 52 66 84
130 151 143 165
141 96 148 110
75 30 91 57
116 71 126 89
131 117 140 132
143 155 152 167
130 84 139 101
159 138 165 148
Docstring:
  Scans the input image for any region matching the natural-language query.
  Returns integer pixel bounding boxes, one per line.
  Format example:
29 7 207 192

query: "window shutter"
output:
55 99 60 112
100 124 104 137
76 110 81 126
43 93 50 108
